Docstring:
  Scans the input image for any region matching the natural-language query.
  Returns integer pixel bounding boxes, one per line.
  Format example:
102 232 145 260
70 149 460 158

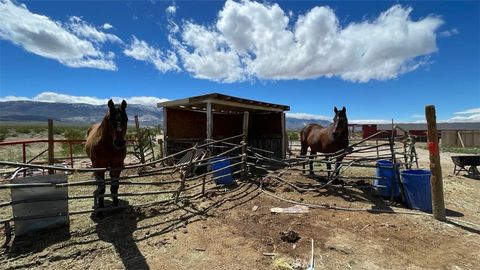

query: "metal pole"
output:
48 119 54 174
425 105 446 221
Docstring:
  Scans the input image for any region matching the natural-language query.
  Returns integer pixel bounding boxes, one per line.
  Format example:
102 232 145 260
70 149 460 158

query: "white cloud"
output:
124 36 180 72
171 22 245 82
439 28 459 38
102 23 113 30
286 112 330 121
0 91 169 107
447 114 480 122
454 107 480 115
0 0 117 70
67 16 122 44
166 5 176 15
446 107 480 122
169 1 443 83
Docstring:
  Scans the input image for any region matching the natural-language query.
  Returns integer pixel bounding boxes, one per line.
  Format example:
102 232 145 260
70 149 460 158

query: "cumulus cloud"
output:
67 16 122 44
0 92 169 107
102 23 113 30
286 112 330 121
166 4 177 15
124 36 180 72
446 107 480 122
170 0 443 83
454 107 480 115
0 0 118 70
439 28 459 38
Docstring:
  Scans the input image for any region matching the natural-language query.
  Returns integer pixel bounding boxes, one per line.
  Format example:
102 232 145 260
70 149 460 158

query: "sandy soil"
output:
0 144 479 270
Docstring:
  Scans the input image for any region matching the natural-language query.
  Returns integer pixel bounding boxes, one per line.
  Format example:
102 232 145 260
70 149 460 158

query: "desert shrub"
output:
61 128 86 156
0 128 7 142
287 130 299 141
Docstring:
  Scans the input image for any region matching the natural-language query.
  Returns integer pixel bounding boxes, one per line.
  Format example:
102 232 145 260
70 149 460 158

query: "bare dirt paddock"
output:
1 147 480 270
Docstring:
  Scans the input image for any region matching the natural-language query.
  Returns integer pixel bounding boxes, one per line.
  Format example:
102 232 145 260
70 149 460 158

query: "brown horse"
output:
300 106 349 177
85 99 128 213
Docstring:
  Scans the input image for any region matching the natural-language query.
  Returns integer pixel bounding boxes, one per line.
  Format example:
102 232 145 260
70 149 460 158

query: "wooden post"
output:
158 139 164 158
134 115 145 163
163 107 168 156
206 102 213 141
457 131 465 148
175 146 196 203
48 119 54 174
281 112 286 159
425 105 446 221
241 111 249 178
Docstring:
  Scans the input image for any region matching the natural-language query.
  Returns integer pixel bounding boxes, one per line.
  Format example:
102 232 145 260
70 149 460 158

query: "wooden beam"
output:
457 131 465 148
281 112 286 159
242 111 249 178
206 102 213 140
157 98 191 108
205 99 285 112
163 107 168 156
425 105 446 221
134 115 145 163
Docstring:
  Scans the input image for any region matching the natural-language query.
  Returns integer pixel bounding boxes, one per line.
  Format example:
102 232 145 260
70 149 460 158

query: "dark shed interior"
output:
158 93 289 159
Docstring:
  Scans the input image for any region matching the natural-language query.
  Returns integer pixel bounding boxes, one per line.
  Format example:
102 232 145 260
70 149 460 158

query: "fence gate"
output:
133 128 156 163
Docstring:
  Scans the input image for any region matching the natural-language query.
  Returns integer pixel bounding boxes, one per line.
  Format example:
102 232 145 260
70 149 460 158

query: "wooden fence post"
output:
425 105 446 221
134 115 145 163
48 119 54 174
241 111 249 178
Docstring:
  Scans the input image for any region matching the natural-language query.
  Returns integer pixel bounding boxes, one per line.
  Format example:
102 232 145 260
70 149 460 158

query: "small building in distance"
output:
157 93 290 159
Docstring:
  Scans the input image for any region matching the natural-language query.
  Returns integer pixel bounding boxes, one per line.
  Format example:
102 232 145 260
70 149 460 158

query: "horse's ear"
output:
108 99 115 110
334 107 338 114
342 106 346 113
121 100 127 110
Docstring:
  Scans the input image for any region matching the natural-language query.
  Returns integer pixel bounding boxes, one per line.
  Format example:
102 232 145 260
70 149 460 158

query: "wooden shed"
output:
157 93 290 159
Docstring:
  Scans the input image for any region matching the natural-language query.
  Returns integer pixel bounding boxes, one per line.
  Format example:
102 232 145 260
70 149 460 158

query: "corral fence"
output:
0 134 248 247
0 125 419 247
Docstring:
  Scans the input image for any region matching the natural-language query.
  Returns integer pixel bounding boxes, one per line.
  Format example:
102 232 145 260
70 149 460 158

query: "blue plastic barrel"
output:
374 160 400 197
400 169 432 213
210 157 234 185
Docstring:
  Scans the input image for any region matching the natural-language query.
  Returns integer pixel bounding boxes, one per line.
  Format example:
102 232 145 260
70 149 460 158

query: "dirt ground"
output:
1 144 480 270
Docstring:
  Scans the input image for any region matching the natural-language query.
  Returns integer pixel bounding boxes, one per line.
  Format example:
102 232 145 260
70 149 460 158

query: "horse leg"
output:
93 172 106 209
334 156 345 185
309 151 316 175
110 169 121 207
300 144 308 174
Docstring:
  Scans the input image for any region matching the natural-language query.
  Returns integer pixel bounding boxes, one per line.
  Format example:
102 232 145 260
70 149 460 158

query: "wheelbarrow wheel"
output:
468 166 479 178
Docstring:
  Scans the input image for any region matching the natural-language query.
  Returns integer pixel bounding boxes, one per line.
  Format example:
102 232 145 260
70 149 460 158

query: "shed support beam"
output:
242 111 249 178
281 112 286 159
163 107 168 156
206 102 213 140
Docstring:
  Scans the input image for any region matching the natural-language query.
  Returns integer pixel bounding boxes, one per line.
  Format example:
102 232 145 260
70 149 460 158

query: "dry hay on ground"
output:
1 147 480 269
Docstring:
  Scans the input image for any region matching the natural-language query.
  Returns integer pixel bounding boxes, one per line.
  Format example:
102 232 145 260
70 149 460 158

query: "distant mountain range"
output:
0 101 330 130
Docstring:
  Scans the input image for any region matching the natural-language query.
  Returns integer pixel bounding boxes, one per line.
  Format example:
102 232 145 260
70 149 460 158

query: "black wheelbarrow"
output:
451 155 480 177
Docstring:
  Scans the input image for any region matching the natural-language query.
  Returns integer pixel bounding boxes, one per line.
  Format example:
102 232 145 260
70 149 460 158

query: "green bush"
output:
61 128 86 156
287 130 299 141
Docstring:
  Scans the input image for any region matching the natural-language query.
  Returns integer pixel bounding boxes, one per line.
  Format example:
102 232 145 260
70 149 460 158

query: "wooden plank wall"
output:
441 131 480 147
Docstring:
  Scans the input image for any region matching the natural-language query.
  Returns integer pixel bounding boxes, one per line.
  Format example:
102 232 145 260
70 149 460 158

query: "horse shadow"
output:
92 199 149 270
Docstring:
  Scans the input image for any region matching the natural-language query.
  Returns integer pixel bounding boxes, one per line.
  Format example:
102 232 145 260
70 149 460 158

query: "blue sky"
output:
0 0 479 123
